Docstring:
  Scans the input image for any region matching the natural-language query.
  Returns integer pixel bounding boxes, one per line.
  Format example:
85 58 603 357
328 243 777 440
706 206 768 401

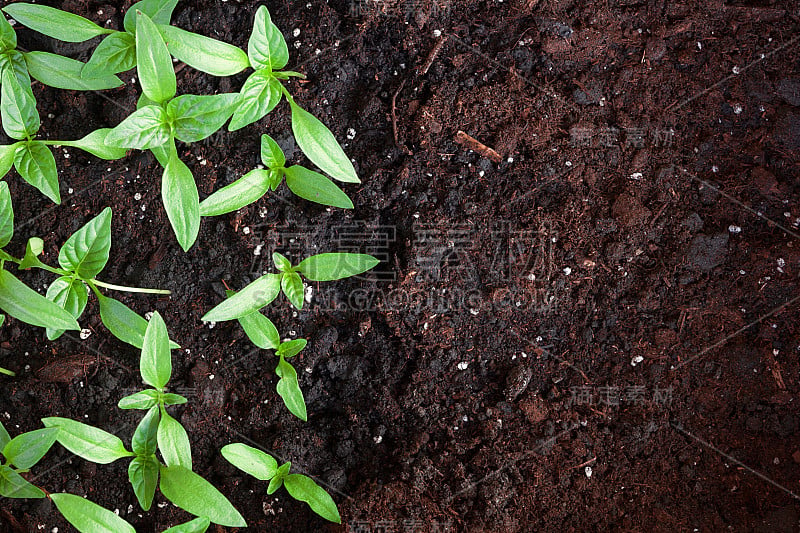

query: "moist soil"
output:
2 0 800 531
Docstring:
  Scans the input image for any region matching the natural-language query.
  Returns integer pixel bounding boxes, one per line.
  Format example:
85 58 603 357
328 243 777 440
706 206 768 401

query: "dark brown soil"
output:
2 0 800 531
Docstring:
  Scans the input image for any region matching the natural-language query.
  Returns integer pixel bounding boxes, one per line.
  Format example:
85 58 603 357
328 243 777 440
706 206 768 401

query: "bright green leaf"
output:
236 309 280 351
14 142 59 203
284 165 353 209
129 455 159 511
18 236 45 270
131 406 160 456
296 253 379 281
221 443 277 481
157 407 191 469
42 417 133 464
124 0 178 33
167 93 240 143
0 465 45 498
159 24 249 77
159 465 247 527
135 11 176 103
1 68 39 140
267 461 290 494
276 356 306 421
281 271 304 310
201 273 281 321
0 420 10 449
0 49 31 87
228 72 282 131
289 100 359 183
118 389 160 410
23 52 122 91
271 252 291 271
0 143 20 179
141 311 172 390
96 294 180 350
162 517 211 533
45 277 89 341
82 33 137 78
248 6 289 70
0 270 79 331
50 493 136 533
162 150 200 251
2 427 58 469
260 133 285 168
198 168 271 217
58 207 112 279
2 4 113 42
284 473 341 523
160 393 187 406
0 15 17 50
105 105 170 150
58 129 130 160
278 338 306 358
0 181 13 247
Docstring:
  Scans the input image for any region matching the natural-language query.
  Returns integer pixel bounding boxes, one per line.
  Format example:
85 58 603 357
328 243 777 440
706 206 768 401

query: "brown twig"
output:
455 131 503 163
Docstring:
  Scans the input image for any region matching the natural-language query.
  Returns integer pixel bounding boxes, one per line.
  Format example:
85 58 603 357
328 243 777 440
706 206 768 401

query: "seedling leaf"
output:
275 356 306 421
260 133 285 168
157 407 191 469
199 169 271 217
167 93 240 143
135 11 176 103
23 52 122 91
131 406 160 455
296 253 379 281
162 517 211 533
124 0 178 33
284 473 341 523
221 443 277 481
0 465 44 498
159 24 249 77
284 165 353 209
228 73 282 131
119 389 160 410
281 271 304 310
289 100 359 183
2 427 58 469
42 417 133 464
0 181 13 247
248 6 289 70
50 493 136 533
202 273 282 321
141 311 172 390
1 68 39 140
162 149 200 251
2 4 112 42
129 455 159 510
45 277 89 341
159 465 247 527
14 142 59 203
58 207 112 279
0 270 80 331
83 33 137 78
105 105 170 150
59 129 130 161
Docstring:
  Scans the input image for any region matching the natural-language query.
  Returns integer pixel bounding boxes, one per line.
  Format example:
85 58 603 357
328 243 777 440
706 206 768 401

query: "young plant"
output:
2 1 248 79
199 133 353 218
0 419 58 498
0 198 175 349
51 492 212 533
221 443 340 523
101 11 240 251
43 313 246 527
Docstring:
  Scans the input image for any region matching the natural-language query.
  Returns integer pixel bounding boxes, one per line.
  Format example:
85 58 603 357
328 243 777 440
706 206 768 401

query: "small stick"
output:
420 36 448 75
455 130 503 163
391 78 407 148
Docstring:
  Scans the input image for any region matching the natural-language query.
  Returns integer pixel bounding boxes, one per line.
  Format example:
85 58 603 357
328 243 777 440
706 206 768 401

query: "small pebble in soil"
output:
347 128 356 140
243 226 250 234
728 225 742 234
585 466 593 478
304 285 313 303
373 435 383 444
134 192 142 200
79 329 92 340
208 374 214 380
294 41 301 49
67 188 73 194
293 28 300 37
457 361 469 370
732 66 741 74
433 29 442 37
144 311 153 320
631 355 644 366
563 267 572 275
629 172 643 180
732 103 743 114
254 244 263 255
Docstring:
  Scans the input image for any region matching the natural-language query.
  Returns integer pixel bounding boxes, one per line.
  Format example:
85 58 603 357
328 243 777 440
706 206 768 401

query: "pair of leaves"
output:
198 134 353 216
221 443 340 523
0 422 57 499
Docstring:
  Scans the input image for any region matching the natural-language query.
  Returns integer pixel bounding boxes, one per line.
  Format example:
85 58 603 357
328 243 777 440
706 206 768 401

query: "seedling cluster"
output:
0 0 377 529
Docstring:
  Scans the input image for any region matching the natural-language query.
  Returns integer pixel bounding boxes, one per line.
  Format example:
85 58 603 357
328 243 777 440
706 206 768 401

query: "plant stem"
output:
0 366 15 376
91 279 171 295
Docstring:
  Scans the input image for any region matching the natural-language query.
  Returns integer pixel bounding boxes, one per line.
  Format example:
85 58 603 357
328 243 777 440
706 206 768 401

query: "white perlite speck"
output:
457 362 469 370
79 329 92 340
134 192 142 200
346 128 356 140
585 466 593 478
728 225 742 234
631 355 644 366
629 172 643 180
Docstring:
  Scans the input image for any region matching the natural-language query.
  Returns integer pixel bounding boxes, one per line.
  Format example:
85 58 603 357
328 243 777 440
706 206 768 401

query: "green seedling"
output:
222 443 340 523
51 492 212 533
0 196 175 349
101 11 240 251
199 133 353 217
43 313 246 526
0 419 58 498
2 1 248 79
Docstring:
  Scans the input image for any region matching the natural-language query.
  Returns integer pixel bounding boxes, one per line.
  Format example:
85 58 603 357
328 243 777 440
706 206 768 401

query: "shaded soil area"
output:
2 0 800 531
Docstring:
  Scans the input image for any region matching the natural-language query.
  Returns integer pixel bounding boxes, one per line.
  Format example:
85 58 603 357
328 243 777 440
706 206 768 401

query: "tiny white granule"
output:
777 258 785 268
469 308 479 315
732 66 741 74
433 29 442 37
507 156 514 163
243 227 250 235
254 244 263 255
293 28 300 37
79 329 92 340
728 225 742 234
629 172 643 180
294 41 301 49
304 285 313 303
208 374 215 380
585 466 593 478
457 362 469 370
134 192 142 200
631 355 644 366
208 322 216 329
373 435 383 444
563 267 572 275
346 128 356 140
67 188 73 194
732 103 743 114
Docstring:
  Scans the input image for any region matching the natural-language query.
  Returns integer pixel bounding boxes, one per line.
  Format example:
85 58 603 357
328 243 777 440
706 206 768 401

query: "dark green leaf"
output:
267 461 290 494
0 181 13 247
276 356 306 421
228 72 282 131
124 0 178 33
0 15 16 50
141 311 172 390
45 277 89 341
157 407 191 469
0 270 79 331
221 443 277 481
129 455 159 510
135 11 175 103
281 271 304 310
289 100 359 183
0 143 19 179
1 68 38 140
247 6 288 70
42 417 132 464
278 338 306 358
58 129 129 160
201 273 281 321
105 105 170 150
2 427 58 469
167 93 240 143
132 406 160 455
59 207 112 279
237 309 280 351
14 142 59 203
284 165 353 209
159 465 247 527
82 33 137 77
296 253 379 281
95 294 180 350
199 168 271 217
118 389 160 410
23 51 122 90
162 517 211 533
159 24 249 76
50 493 136 533
2 4 112 42
162 150 200 251
284 473 341 523
260 133 285 168
0 465 44 498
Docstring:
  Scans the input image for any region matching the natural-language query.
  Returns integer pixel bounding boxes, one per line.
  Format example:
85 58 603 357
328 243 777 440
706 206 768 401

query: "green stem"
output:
91 279 171 295
0 366 15 376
